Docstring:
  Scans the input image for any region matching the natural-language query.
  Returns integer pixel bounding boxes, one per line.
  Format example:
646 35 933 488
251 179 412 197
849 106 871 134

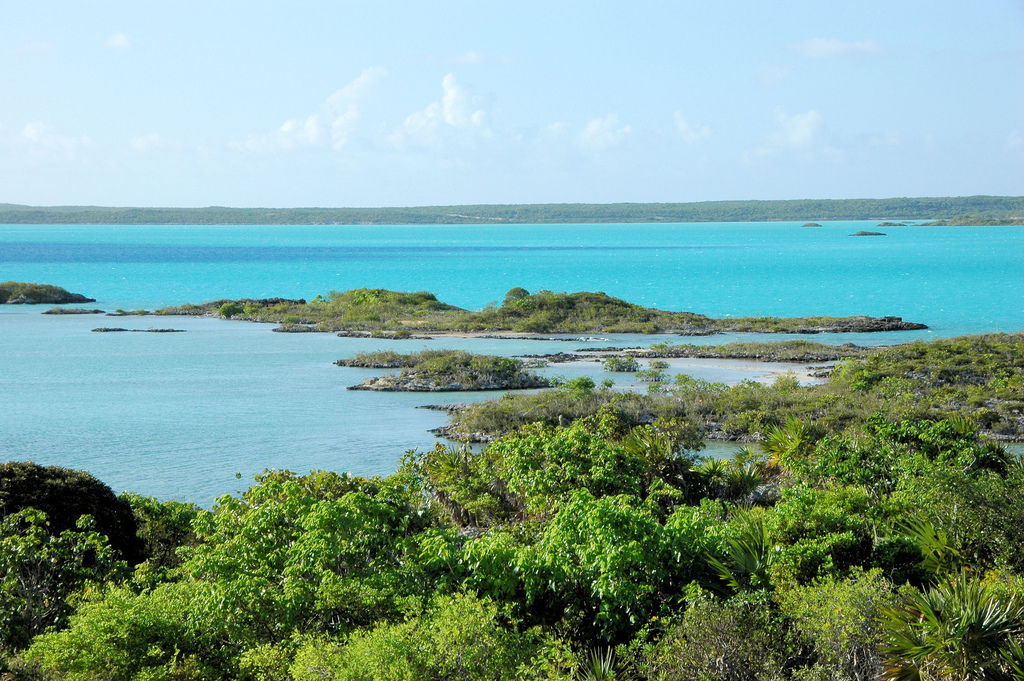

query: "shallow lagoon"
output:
0 309 829 503
2 221 1022 502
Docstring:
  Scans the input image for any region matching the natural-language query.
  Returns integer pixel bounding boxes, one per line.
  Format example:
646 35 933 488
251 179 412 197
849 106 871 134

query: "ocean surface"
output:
2 221 1023 503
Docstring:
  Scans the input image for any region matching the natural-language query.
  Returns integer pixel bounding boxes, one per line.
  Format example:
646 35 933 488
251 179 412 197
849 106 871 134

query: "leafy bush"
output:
1 510 126 651
23 583 228 681
0 461 144 565
289 593 543 681
603 356 641 372
218 302 243 318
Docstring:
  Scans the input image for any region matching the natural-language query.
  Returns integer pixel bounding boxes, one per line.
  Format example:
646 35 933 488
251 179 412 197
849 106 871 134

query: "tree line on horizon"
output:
1 195 1023 225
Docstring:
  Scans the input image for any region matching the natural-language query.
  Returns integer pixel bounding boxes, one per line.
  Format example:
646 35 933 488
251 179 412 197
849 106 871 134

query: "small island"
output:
0 282 95 305
91 328 186 333
850 230 886 236
339 349 550 392
42 307 105 315
153 287 927 335
802 222 822 227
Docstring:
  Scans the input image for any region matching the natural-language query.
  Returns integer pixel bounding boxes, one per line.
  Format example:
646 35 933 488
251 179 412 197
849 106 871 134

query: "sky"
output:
1 1 1022 207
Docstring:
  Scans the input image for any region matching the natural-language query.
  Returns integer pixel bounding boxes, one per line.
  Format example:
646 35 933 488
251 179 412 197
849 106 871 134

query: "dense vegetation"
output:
5 333 1024 679
445 333 1024 443
636 338 873 362
0 282 94 305
2 195 1023 224
5 414 1024 678
155 287 924 335
923 215 1024 226
338 349 549 391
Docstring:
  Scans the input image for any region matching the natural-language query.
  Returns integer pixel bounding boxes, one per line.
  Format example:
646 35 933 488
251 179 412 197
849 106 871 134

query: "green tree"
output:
0 461 144 565
0 509 126 651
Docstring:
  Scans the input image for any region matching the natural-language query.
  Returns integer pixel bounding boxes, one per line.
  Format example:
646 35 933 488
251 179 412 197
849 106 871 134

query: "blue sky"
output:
1 1 1022 207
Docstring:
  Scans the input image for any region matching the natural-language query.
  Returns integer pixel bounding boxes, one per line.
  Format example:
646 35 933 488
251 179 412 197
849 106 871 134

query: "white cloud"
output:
757 64 787 87
766 108 822 149
1009 130 1023 149
748 108 825 161
106 33 132 50
234 66 385 152
673 112 711 144
20 122 92 156
578 114 632 152
794 38 884 59
394 74 490 148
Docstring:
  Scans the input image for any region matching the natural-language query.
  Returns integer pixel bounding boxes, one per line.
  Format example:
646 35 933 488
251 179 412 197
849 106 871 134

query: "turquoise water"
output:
2 222 1022 503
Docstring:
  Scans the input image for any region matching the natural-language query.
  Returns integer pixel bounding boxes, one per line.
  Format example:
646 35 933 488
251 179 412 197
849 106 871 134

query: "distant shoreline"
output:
1 195 1022 225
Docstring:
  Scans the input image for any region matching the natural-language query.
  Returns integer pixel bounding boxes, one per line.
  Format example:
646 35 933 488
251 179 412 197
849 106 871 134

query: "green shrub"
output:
218 302 243 318
290 593 542 681
603 356 640 372
0 461 144 565
23 583 228 681
1 510 127 651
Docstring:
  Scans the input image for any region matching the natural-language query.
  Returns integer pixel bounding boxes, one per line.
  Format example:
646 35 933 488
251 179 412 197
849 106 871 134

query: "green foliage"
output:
706 509 775 593
156 286 915 335
878 571 1024 681
1 509 127 652
0 281 93 304
448 333 1024 443
0 461 144 565
340 349 547 391
289 593 543 681
641 590 800 681
121 493 200 575
488 416 647 512
761 416 821 466
405 443 523 527
767 485 874 586
23 582 228 681
576 647 630 681
182 474 419 649
603 356 641 373
518 490 669 642
218 302 243 318
776 569 897 681
10 333 1024 677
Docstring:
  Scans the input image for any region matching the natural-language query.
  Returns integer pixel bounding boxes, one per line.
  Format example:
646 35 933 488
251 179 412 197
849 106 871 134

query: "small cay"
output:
155 287 928 335
1 281 95 305
339 349 550 392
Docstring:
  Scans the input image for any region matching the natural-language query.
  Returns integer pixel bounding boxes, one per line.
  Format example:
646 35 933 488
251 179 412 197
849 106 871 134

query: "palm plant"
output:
900 516 962 579
761 416 817 466
706 509 775 593
576 647 629 681
879 570 1024 681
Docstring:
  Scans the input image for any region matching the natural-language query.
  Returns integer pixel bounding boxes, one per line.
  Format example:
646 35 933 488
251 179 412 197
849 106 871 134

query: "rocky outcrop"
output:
850 231 886 236
92 328 186 333
349 371 549 392
804 316 924 332
42 307 105 315
334 329 435 340
273 324 321 333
